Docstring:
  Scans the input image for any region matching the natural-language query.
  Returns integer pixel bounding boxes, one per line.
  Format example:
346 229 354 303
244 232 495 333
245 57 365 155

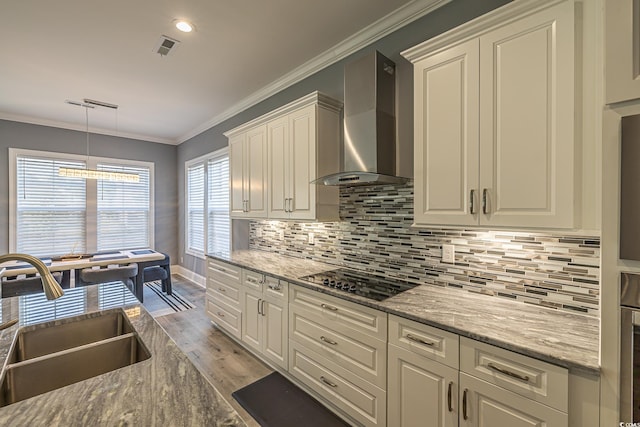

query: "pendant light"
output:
59 99 139 182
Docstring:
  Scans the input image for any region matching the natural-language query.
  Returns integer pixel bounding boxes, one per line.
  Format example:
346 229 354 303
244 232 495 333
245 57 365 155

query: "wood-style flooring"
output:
147 276 272 427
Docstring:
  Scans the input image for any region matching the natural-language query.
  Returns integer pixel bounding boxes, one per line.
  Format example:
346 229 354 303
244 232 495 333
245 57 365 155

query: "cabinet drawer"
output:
289 340 386 427
264 276 287 301
207 259 241 285
207 279 241 305
290 306 386 388
242 269 265 292
389 314 459 369
289 285 387 340
460 337 568 412
459 372 567 427
206 297 241 340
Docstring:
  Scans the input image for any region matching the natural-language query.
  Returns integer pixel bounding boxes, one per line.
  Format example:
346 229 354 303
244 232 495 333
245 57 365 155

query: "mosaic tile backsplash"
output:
249 181 600 317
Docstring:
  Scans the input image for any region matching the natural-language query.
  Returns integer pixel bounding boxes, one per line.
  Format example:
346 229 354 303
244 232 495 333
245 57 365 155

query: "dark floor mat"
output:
231 372 351 427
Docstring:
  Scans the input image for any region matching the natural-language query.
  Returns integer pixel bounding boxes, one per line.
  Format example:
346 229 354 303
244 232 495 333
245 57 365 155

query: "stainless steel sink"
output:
0 308 151 406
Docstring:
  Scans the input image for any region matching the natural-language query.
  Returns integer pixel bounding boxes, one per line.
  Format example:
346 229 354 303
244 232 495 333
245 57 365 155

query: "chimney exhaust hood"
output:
313 51 408 186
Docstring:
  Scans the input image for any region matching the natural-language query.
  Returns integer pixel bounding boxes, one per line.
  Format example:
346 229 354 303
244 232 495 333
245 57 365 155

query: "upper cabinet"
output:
605 0 640 104
226 92 342 221
403 0 577 229
229 125 268 218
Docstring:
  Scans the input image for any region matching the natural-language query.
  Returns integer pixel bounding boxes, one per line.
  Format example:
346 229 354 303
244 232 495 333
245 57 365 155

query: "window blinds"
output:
16 155 87 257
97 163 151 251
187 163 205 253
208 155 230 254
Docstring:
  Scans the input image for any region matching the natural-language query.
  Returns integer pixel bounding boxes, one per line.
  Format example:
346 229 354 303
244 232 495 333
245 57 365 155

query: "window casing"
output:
185 148 230 258
9 148 154 256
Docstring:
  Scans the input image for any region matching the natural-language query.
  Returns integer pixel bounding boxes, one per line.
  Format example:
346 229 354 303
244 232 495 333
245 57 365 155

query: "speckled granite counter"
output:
0 283 244 426
209 250 600 376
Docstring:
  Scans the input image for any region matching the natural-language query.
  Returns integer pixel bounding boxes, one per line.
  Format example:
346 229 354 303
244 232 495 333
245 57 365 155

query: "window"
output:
185 148 230 257
10 148 154 256
97 163 151 251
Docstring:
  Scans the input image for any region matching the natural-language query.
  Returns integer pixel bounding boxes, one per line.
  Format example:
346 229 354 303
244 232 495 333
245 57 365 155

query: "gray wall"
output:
0 119 178 261
176 0 513 277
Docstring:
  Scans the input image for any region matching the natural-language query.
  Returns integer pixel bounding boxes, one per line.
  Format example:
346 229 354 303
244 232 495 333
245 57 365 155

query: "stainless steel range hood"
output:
313 51 407 186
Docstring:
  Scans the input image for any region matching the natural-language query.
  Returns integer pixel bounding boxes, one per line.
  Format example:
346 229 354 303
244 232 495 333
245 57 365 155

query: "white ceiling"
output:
0 0 448 145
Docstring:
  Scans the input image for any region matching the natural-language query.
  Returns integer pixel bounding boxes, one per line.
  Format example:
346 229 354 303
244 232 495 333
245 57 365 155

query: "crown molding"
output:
178 0 452 144
401 0 569 62
0 113 177 145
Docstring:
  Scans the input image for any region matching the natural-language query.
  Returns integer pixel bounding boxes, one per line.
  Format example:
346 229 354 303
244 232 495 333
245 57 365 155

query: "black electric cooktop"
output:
299 268 418 302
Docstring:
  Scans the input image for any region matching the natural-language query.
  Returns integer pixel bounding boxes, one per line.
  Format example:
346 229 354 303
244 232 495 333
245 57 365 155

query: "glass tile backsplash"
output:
249 181 600 317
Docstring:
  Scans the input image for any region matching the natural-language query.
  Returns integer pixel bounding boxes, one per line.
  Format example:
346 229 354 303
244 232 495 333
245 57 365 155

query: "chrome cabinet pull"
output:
320 336 338 345
285 198 290 212
289 197 294 212
487 362 530 383
217 312 225 318
320 303 338 312
320 376 338 388
447 381 453 412
218 267 226 273
482 189 489 214
470 189 476 214
462 388 468 420
257 298 262 315
218 287 226 293
268 283 281 291
260 299 266 316
406 333 435 347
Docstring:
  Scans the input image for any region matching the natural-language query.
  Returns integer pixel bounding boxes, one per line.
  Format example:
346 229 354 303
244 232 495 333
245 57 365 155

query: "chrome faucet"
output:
0 253 64 300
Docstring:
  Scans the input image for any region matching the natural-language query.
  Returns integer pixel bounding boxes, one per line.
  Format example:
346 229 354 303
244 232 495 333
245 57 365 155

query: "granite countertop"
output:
0 283 244 426
210 250 600 376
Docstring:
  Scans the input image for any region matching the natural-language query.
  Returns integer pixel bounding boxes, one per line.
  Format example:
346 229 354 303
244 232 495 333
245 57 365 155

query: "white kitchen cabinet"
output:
205 259 243 339
240 270 288 370
388 343 459 427
404 0 576 229
605 0 640 104
229 126 268 218
227 92 341 221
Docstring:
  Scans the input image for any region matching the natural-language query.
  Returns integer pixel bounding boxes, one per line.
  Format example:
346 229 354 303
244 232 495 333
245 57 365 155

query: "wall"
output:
0 119 179 261
176 0 514 277
250 182 600 317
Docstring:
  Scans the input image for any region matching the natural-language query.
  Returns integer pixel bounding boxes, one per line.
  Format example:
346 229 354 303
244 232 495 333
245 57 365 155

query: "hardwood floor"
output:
148 276 272 427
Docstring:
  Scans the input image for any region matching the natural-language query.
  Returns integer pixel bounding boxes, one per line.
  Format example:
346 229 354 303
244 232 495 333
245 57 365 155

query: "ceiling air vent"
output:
154 35 180 57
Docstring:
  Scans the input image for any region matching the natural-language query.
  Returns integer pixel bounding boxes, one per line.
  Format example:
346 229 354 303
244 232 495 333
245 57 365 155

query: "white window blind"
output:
208 155 230 254
187 163 205 253
97 163 151 251
16 155 87 257
19 287 87 326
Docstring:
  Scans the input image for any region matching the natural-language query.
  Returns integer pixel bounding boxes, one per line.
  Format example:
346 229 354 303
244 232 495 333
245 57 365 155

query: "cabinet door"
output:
229 134 247 217
459 373 567 427
241 287 262 353
388 344 458 427
413 39 479 226
267 116 289 218
246 125 268 218
605 0 640 103
288 104 316 220
262 296 288 370
478 1 574 228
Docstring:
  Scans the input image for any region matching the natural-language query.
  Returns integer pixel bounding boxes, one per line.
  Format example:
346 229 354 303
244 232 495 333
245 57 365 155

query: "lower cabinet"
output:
205 259 243 339
388 344 458 427
289 285 388 427
241 270 288 370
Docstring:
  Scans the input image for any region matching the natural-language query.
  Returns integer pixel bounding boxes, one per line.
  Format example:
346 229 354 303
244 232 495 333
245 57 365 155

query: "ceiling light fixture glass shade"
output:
59 100 139 182
175 20 193 32
58 167 140 182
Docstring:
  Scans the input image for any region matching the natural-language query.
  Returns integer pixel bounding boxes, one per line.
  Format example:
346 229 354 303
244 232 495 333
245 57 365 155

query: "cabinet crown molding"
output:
224 91 342 138
401 0 572 62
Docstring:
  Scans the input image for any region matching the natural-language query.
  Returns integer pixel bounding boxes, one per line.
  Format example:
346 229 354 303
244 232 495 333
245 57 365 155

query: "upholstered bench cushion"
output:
143 266 168 282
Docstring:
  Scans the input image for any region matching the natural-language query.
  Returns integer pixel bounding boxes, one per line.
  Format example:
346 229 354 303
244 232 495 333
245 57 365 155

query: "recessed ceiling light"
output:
175 20 193 33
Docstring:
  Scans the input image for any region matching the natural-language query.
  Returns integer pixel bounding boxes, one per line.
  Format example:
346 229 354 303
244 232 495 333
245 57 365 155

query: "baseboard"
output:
172 265 206 288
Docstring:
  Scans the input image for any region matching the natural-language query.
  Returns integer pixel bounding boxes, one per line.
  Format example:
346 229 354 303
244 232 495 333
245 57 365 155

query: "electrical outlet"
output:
308 232 315 245
442 244 455 263
256 228 263 238
278 230 284 240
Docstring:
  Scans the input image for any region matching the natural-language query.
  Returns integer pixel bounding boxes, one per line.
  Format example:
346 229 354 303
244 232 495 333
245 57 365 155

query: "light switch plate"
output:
442 244 455 263
278 230 284 240
308 232 315 244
